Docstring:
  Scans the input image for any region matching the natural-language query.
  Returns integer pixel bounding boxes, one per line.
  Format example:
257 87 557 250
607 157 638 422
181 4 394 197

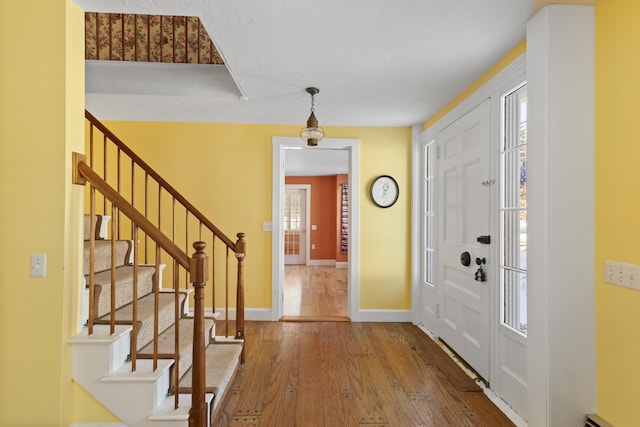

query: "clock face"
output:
370 175 399 208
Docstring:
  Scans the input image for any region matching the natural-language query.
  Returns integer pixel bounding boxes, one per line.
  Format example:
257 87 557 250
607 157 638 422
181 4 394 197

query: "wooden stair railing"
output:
84 110 245 344
73 153 222 427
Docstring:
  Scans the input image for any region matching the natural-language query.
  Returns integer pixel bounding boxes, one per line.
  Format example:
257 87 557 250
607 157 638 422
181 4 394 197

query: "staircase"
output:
68 111 246 426
69 215 242 426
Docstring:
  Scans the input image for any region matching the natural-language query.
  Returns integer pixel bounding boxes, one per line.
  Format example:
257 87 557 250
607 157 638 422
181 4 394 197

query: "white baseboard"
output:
335 262 348 269
70 424 126 427
197 308 412 322
306 259 336 266
198 307 273 321
482 385 528 426
351 309 413 322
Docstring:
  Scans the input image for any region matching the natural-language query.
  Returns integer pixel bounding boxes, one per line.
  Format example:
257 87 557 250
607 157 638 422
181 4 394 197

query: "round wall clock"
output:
370 175 399 208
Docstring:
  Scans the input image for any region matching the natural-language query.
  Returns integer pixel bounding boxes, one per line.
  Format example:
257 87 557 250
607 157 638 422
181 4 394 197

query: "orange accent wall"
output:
285 175 339 260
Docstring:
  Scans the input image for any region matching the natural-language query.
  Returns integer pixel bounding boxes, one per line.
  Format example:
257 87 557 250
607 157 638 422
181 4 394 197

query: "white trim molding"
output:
526 5 596 426
306 259 337 266
197 307 274 321
272 137 360 321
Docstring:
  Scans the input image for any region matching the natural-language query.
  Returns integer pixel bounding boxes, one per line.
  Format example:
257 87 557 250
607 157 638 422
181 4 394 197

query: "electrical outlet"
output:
604 260 640 291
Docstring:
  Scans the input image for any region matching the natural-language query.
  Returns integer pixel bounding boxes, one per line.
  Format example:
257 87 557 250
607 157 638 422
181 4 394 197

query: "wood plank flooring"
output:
284 265 348 318
213 321 515 427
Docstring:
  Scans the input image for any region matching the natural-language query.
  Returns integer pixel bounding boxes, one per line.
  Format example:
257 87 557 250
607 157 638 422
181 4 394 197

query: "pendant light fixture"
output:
300 87 324 146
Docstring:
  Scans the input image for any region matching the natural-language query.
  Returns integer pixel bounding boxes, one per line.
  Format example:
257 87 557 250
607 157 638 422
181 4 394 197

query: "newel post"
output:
189 241 208 427
235 233 246 361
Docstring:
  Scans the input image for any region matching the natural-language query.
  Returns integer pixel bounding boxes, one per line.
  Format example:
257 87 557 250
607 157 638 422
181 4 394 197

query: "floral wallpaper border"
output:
85 13 223 64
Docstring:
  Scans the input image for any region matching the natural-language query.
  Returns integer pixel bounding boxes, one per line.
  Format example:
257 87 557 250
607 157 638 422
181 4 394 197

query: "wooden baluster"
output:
157 186 161 236
144 172 149 264
185 211 189 289
110 203 117 335
153 244 160 371
89 185 96 335
211 236 216 321
131 160 135 238
132 225 139 371
235 233 246 363
173 258 180 409
117 147 121 240
225 247 229 338
89 124 94 169
189 242 208 427
103 134 107 215
172 196 176 247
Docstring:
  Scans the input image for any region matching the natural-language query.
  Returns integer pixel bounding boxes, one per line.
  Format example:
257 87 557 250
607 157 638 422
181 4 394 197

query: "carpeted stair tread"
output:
83 240 132 275
177 343 242 397
89 265 156 318
138 317 215 380
97 292 184 350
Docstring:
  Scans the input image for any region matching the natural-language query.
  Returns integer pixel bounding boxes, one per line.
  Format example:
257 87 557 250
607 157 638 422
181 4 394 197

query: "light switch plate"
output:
30 253 47 278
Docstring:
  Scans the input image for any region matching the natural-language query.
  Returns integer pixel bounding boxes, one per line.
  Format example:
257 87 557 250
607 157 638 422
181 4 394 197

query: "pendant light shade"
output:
300 87 324 146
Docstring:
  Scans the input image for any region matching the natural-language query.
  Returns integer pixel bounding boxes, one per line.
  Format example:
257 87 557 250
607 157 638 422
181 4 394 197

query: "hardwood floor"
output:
284 265 348 319
214 321 515 426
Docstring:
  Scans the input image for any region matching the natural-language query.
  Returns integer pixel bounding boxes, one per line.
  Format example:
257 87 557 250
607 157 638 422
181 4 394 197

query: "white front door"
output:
437 99 491 380
284 187 307 265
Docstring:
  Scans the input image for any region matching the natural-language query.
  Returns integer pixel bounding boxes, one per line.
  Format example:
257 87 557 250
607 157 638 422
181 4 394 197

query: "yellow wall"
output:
422 41 526 131
0 0 86 425
595 0 640 424
98 121 412 310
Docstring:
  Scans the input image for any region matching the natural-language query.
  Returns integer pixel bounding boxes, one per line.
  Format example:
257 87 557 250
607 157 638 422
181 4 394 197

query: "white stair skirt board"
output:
68 324 215 426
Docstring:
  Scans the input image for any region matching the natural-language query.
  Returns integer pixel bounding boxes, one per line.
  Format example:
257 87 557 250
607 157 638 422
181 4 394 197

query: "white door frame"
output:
272 137 360 321
284 184 311 265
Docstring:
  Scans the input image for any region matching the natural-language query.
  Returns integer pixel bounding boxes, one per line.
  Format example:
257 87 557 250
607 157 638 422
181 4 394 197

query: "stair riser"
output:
84 240 132 275
91 266 156 317
140 317 214 380
70 325 131 378
99 293 187 351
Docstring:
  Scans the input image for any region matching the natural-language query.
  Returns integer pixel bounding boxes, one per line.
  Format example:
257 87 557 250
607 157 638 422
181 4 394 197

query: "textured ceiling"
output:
76 0 537 127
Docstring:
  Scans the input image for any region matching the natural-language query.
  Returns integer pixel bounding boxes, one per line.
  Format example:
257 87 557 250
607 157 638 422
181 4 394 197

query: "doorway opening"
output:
271 137 361 321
